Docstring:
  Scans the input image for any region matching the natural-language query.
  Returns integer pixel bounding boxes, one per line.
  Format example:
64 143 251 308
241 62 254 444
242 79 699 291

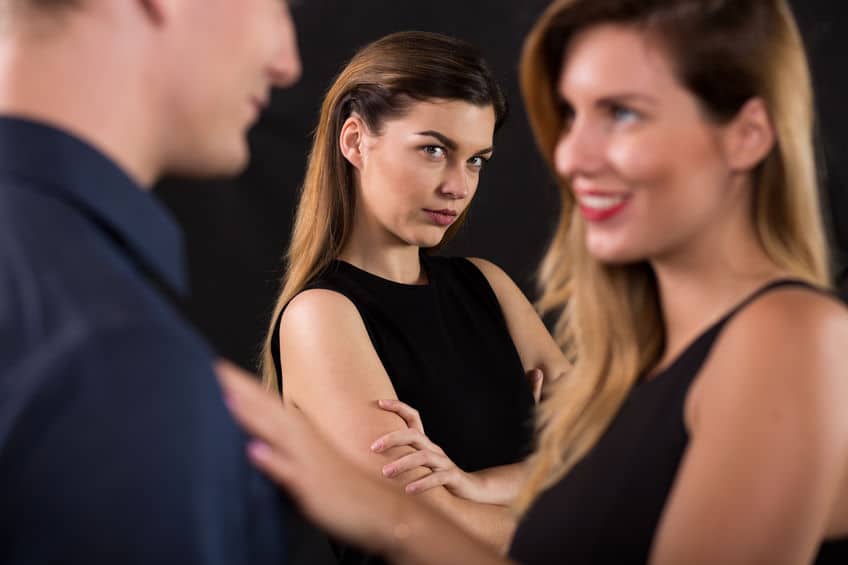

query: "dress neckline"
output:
332 254 434 290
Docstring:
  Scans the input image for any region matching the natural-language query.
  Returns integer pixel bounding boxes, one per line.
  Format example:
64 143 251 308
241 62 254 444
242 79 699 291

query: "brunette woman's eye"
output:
422 145 447 159
468 155 490 171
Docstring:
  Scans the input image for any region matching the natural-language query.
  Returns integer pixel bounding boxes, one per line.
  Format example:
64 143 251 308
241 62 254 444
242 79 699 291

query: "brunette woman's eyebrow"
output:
415 130 493 155
415 130 458 150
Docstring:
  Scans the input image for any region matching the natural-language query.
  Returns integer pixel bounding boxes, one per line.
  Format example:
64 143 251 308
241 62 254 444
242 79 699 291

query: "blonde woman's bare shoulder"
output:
689 284 848 430
680 285 848 544
730 285 848 349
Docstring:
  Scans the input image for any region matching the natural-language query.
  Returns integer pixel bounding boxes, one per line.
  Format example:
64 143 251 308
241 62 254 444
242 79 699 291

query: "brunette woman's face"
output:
347 99 496 249
553 24 744 264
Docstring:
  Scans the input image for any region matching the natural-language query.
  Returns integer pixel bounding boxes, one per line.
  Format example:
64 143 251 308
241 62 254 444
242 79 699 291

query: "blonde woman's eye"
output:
610 104 641 124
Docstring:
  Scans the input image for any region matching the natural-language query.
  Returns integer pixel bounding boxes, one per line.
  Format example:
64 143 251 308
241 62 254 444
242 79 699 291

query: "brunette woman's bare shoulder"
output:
281 288 362 333
277 289 377 394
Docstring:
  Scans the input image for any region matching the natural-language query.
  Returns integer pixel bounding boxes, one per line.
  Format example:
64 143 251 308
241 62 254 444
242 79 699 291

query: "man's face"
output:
159 0 301 177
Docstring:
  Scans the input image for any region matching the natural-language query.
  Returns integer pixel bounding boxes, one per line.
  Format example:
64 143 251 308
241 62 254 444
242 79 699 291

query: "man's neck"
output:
0 20 161 188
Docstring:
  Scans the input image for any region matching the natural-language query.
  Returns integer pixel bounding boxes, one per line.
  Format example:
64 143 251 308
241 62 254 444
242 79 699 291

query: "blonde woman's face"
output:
354 99 496 249
553 24 743 265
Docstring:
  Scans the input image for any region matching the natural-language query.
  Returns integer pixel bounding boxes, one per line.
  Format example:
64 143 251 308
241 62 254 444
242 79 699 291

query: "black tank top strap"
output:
271 309 284 392
715 278 823 331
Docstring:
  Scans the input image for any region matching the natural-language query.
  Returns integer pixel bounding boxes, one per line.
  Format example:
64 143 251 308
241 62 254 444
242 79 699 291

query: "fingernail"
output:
370 440 383 452
382 466 394 477
248 441 270 461
406 484 417 493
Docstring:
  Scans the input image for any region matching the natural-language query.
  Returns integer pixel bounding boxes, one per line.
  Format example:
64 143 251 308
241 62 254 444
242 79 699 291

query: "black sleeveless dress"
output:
509 280 848 564
273 254 535 564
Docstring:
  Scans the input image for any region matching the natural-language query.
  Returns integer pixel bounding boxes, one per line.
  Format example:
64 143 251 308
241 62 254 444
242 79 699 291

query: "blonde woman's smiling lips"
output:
574 189 631 222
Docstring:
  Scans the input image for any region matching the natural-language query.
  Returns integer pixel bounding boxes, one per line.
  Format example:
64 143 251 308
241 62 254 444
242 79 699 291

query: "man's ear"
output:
339 115 367 170
721 97 776 172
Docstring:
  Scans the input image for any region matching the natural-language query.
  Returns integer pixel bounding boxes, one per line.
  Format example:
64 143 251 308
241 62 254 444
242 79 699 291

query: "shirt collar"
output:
0 116 188 296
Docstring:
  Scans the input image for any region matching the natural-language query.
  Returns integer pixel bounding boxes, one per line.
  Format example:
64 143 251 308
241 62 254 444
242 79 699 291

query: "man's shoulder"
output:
0 177 182 340
0 177 212 399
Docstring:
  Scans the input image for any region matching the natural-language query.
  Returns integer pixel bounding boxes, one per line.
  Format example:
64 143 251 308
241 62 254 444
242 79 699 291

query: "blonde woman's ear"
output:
723 97 776 172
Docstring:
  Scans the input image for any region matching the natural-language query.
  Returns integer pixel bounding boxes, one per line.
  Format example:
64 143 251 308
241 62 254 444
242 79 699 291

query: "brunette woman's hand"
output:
372 398 498 504
215 360 402 555
527 368 544 403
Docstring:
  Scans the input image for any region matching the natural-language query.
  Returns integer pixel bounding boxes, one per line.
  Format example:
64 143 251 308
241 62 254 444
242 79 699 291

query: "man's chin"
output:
168 144 250 180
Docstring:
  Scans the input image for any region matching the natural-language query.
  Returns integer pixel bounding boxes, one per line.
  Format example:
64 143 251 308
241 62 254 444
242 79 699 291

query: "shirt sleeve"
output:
0 318 288 565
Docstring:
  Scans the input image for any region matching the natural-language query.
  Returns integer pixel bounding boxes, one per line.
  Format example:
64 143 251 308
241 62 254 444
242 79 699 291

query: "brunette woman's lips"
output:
576 192 630 222
249 95 268 116
423 209 457 227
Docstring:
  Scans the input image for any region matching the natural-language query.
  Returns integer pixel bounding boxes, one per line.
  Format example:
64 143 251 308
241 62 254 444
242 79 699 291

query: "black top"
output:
274 254 535 564
509 279 848 564
0 117 287 563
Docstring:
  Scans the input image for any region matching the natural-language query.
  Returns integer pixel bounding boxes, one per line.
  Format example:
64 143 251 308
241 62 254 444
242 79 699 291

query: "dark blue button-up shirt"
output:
0 117 287 564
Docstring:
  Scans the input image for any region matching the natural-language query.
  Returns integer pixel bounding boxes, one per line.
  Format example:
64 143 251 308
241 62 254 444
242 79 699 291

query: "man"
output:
0 0 300 562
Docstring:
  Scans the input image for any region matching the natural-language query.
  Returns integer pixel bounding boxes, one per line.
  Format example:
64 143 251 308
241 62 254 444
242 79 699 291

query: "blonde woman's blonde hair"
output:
515 0 830 513
259 31 507 394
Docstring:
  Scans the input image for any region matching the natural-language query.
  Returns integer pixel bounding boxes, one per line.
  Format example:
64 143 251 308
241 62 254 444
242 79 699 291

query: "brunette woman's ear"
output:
722 97 776 172
339 115 367 169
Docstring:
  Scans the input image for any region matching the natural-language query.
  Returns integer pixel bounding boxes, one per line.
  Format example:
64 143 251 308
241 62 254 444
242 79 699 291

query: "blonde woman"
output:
222 1 848 563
